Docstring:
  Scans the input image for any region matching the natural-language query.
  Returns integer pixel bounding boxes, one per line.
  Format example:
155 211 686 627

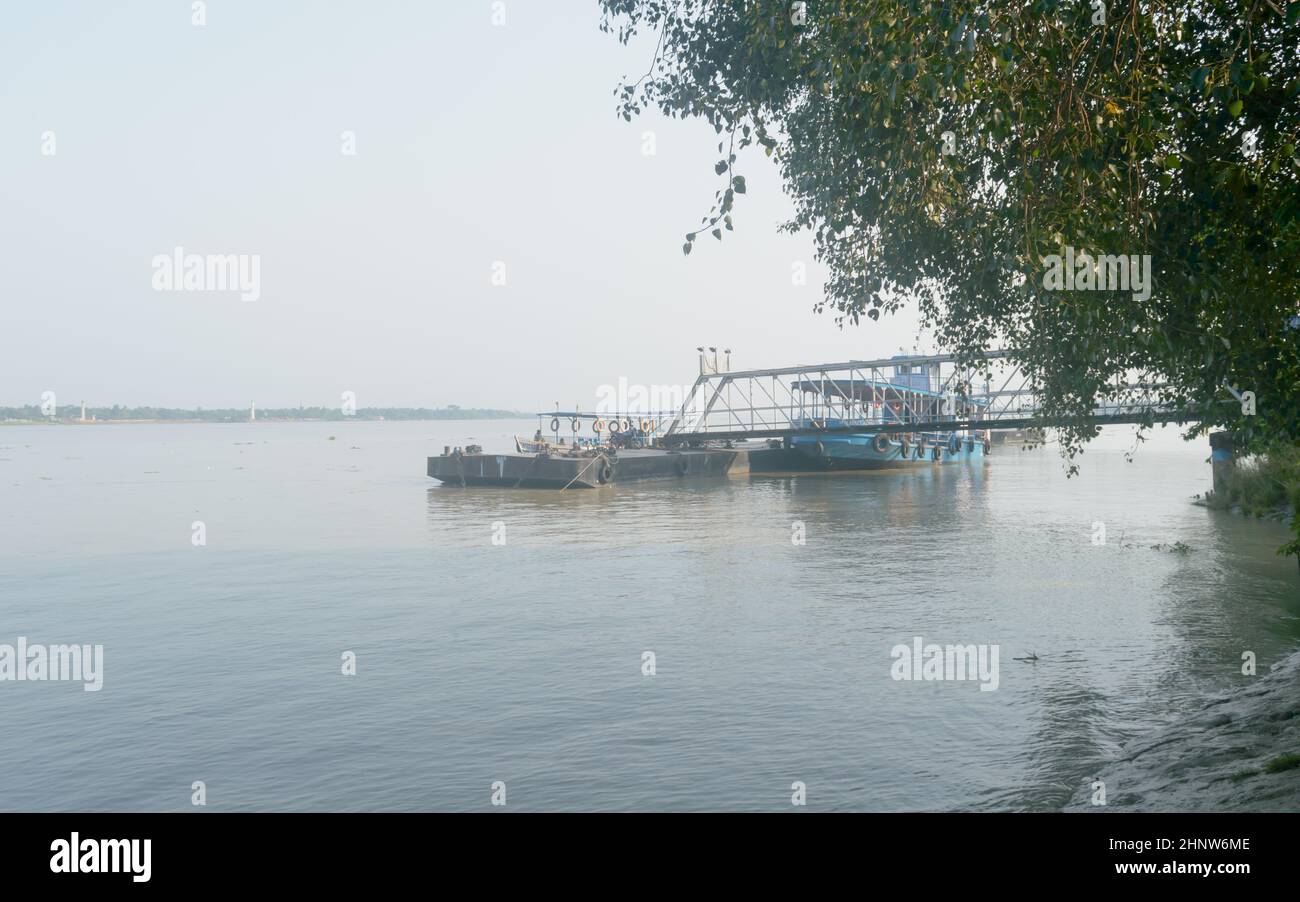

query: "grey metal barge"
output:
428 447 744 489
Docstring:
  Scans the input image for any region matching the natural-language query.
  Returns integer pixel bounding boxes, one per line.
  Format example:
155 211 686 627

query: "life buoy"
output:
550 417 560 432
593 419 605 434
639 418 651 432
619 419 631 433
872 433 890 454
947 434 962 455
597 458 614 484
674 455 689 476
571 419 581 433
607 419 621 434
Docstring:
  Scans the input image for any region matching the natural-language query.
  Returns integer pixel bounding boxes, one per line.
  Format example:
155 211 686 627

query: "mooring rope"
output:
561 453 608 492
512 452 543 489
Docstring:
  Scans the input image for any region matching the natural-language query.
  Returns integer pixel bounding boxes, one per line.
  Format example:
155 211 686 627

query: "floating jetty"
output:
428 447 744 489
426 354 1029 489
427 440 997 489
425 347 1204 490
427 441 996 489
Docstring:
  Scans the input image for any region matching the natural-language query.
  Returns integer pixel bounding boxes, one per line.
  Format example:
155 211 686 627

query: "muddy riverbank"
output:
1068 647 1300 811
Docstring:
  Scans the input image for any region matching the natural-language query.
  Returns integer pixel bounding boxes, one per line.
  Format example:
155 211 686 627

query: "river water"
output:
1 420 1296 811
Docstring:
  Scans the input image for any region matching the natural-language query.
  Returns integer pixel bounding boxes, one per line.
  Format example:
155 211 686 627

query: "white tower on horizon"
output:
250 401 256 422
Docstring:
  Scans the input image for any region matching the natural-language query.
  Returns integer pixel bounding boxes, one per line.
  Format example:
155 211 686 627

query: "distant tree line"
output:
0 405 524 422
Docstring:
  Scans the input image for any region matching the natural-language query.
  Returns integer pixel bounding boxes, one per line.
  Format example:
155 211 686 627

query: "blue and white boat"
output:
787 358 990 469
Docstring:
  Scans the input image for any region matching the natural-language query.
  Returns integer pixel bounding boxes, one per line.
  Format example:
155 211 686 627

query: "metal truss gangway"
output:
660 351 1202 445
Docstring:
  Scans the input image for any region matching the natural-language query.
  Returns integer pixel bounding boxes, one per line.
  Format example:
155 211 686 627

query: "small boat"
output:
514 433 605 455
514 435 550 454
991 427 1045 446
787 358 990 469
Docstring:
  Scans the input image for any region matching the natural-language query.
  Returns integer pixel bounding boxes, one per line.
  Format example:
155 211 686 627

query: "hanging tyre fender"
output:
550 417 561 432
597 457 614 484
674 454 689 476
872 433 891 454
814 440 826 457
947 434 962 455
898 437 910 458
571 419 581 433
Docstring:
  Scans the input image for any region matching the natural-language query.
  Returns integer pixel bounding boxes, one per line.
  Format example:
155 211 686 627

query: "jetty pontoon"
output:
428 409 743 488
428 358 995 489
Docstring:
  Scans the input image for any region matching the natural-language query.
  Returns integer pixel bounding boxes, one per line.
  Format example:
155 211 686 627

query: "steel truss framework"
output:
661 352 1207 444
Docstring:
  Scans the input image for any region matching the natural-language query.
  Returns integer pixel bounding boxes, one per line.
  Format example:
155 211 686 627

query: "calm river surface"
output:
1 420 1297 811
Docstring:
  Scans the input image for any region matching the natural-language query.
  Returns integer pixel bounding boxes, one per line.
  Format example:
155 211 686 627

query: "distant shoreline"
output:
1 407 528 425
1 418 531 426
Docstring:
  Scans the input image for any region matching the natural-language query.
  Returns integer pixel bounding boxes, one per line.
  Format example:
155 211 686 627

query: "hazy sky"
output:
1 0 924 412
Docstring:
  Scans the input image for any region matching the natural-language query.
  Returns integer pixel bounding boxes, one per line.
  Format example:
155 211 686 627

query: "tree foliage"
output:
599 0 1300 469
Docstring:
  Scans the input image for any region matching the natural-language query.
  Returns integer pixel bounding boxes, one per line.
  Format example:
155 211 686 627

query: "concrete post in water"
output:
1209 431 1235 496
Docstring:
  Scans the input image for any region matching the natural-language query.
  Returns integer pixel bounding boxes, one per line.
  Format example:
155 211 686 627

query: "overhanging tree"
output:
599 0 1300 552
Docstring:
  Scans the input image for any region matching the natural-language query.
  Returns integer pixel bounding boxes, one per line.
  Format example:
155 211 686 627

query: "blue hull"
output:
790 433 987 469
